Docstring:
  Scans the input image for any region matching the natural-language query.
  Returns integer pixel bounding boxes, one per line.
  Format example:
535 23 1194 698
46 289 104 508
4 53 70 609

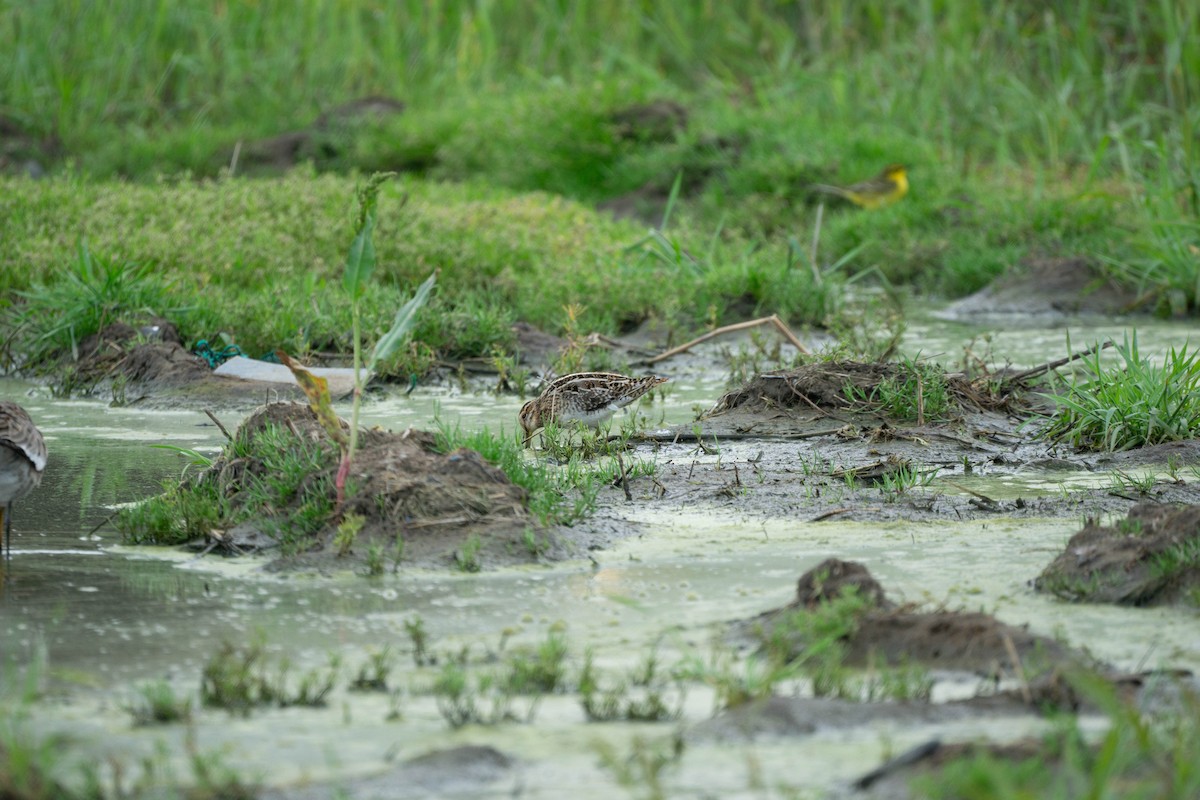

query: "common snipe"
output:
518 372 668 445
0 401 47 558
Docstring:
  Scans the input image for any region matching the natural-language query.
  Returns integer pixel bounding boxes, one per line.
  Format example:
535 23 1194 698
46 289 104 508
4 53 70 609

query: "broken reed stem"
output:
1006 340 1114 383
647 314 811 364
204 409 233 440
916 370 925 427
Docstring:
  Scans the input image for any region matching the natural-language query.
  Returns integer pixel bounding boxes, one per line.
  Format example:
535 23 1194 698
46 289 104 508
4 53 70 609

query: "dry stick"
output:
1006 340 1114 383
204 409 233 441
944 480 999 507
646 314 811 365
810 507 854 523
853 739 943 790
583 332 657 357
916 370 925 427
86 511 119 538
774 375 826 414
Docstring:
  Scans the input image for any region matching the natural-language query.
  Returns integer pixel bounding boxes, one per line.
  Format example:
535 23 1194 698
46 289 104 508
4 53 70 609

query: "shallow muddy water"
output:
2 310 1199 798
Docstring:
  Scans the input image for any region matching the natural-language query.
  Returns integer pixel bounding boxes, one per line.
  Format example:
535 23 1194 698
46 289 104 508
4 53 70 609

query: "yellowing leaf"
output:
276 351 348 447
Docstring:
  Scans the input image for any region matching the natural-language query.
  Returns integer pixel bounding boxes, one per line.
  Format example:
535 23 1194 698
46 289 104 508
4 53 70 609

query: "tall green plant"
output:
285 173 436 506
341 173 436 489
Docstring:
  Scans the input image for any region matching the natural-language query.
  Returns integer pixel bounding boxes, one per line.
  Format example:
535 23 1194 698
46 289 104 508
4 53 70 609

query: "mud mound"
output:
69 321 311 406
1034 502 1200 605
200 403 569 571
75 319 209 389
939 255 1139 319
737 559 1083 678
845 610 1074 674
710 361 1009 418
715 361 896 413
795 557 894 610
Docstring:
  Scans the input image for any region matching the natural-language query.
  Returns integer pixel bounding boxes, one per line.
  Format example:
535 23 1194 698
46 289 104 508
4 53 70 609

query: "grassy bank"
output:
1 0 1197 373
0 172 840 374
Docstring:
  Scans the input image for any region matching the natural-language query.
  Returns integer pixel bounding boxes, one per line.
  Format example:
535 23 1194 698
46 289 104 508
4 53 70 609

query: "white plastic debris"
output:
213 356 365 398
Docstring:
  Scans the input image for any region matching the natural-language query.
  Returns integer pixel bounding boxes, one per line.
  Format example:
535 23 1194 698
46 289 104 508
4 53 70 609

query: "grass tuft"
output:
1038 332 1200 451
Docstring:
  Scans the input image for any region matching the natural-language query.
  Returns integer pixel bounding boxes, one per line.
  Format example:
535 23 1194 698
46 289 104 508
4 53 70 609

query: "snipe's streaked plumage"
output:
0 401 47 558
519 372 669 444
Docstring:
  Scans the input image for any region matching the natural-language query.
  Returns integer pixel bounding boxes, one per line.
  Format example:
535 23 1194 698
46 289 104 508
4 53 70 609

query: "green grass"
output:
123 680 194 727
915 672 1200 800
200 638 339 715
1038 332 1200 451
1 0 1196 338
0 172 842 375
3 1 1195 185
846 356 952 423
116 421 336 549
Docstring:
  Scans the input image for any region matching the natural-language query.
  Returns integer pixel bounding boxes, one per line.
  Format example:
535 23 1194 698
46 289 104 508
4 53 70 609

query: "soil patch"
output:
597 133 744 224
937 255 1140 319
1034 502 1200 605
732 558 1086 678
696 560 1196 752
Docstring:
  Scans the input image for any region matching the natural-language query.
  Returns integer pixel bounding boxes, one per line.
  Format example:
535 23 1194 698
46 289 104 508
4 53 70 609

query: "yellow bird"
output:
810 164 909 209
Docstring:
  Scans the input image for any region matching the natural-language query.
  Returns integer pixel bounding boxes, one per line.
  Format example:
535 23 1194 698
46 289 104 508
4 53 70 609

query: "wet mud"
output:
72 323 1200 571
606 361 1200 529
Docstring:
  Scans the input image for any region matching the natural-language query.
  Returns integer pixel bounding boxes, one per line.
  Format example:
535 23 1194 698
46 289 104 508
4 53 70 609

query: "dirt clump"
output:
194 403 577 571
794 557 894 610
736 558 1083 678
75 319 207 388
260 744 515 800
1034 502 1200 605
710 361 1011 418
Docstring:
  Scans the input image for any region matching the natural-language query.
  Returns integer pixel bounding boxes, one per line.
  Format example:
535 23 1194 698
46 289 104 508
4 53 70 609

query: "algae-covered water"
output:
2 312 1199 798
